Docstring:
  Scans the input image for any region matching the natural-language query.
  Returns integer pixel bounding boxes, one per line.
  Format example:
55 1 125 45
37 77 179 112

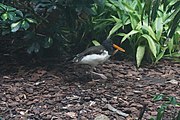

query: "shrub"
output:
91 0 180 66
0 0 95 56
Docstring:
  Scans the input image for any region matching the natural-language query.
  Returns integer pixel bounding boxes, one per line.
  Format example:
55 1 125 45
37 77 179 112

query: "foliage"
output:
0 3 37 35
0 0 95 55
150 94 180 120
0 0 179 63
91 0 180 67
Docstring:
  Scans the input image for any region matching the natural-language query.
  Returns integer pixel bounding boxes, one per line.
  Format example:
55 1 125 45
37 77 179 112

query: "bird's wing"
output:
73 45 105 62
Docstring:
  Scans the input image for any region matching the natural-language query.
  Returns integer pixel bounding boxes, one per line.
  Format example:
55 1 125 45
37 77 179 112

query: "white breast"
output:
79 50 110 67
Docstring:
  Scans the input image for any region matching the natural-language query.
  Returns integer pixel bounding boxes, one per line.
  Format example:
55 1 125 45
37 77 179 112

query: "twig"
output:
138 104 147 120
106 104 129 117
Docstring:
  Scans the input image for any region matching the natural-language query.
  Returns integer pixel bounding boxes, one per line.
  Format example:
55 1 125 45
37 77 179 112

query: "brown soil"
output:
0 39 179 120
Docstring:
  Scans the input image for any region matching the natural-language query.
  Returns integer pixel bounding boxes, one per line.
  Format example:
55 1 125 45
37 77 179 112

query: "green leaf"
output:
6 6 16 12
0 3 7 10
168 96 177 105
108 22 122 38
151 0 160 21
142 24 157 41
155 17 163 41
116 33 126 37
105 2 117 11
8 12 16 20
42 37 53 48
11 21 21 32
129 12 140 29
111 15 121 23
1 13 8 21
168 11 180 38
121 30 139 43
122 1 134 12
21 20 30 30
155 47 167 63
157 108 164 120
142 34 157 58
15 10 23 17
176 111 180 120
167 38 174 55
153 94 164 101
143 0 152 24
92 40 101 46
164 52 180 58
136 45 145 67
26 18 37 24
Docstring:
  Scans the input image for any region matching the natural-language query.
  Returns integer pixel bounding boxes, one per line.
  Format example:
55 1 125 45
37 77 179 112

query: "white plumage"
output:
78 50 110 67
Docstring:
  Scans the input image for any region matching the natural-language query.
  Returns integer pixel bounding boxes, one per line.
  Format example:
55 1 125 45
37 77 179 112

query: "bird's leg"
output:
91 71 107 80
90 67 95 79
90 67 107 80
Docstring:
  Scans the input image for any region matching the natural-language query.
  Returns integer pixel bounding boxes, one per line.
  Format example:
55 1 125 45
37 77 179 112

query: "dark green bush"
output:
0 0 96 56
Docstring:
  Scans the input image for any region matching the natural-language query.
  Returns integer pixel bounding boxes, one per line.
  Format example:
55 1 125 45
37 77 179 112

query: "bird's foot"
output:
91 71 107 80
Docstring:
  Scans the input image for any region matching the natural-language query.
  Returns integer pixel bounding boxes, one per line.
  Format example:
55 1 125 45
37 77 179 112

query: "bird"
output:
72 38 125 79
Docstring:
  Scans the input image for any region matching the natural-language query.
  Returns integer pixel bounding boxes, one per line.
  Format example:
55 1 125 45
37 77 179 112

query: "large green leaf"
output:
122 1 134 12
92 40 101 46
0 3 7 10
155 47 167 63
1 13 8 21
167 1 180 13
143 0 152 24
11 21 21 32
142 34 157 58
105 2 117 11
168 11 180 38
8 12 16 20
129 12 140 30
155 17 163 41
121 30 139 43
151 0 160 21
26 18 37 24
142 24 157 41
167 38 174 55
15 10 23 17
21 20 30 30
136 45 145 67
153 94 164 101
108 22 122 38
6 6 16 12
111 15 121 23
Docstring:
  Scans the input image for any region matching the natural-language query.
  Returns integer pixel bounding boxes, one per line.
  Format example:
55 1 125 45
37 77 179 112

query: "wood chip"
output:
106 104 129 117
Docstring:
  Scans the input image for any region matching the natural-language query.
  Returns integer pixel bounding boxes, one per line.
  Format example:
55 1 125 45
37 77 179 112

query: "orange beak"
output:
112 44 125 55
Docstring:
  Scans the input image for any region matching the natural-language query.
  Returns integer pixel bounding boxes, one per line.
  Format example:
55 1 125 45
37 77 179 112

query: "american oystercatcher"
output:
73 38 125 79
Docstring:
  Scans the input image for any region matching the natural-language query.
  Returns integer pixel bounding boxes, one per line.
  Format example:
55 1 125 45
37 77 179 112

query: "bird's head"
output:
102 38 125 55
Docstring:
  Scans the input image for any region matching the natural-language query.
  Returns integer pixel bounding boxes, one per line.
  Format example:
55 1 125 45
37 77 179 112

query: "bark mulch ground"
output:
0 39 179 120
